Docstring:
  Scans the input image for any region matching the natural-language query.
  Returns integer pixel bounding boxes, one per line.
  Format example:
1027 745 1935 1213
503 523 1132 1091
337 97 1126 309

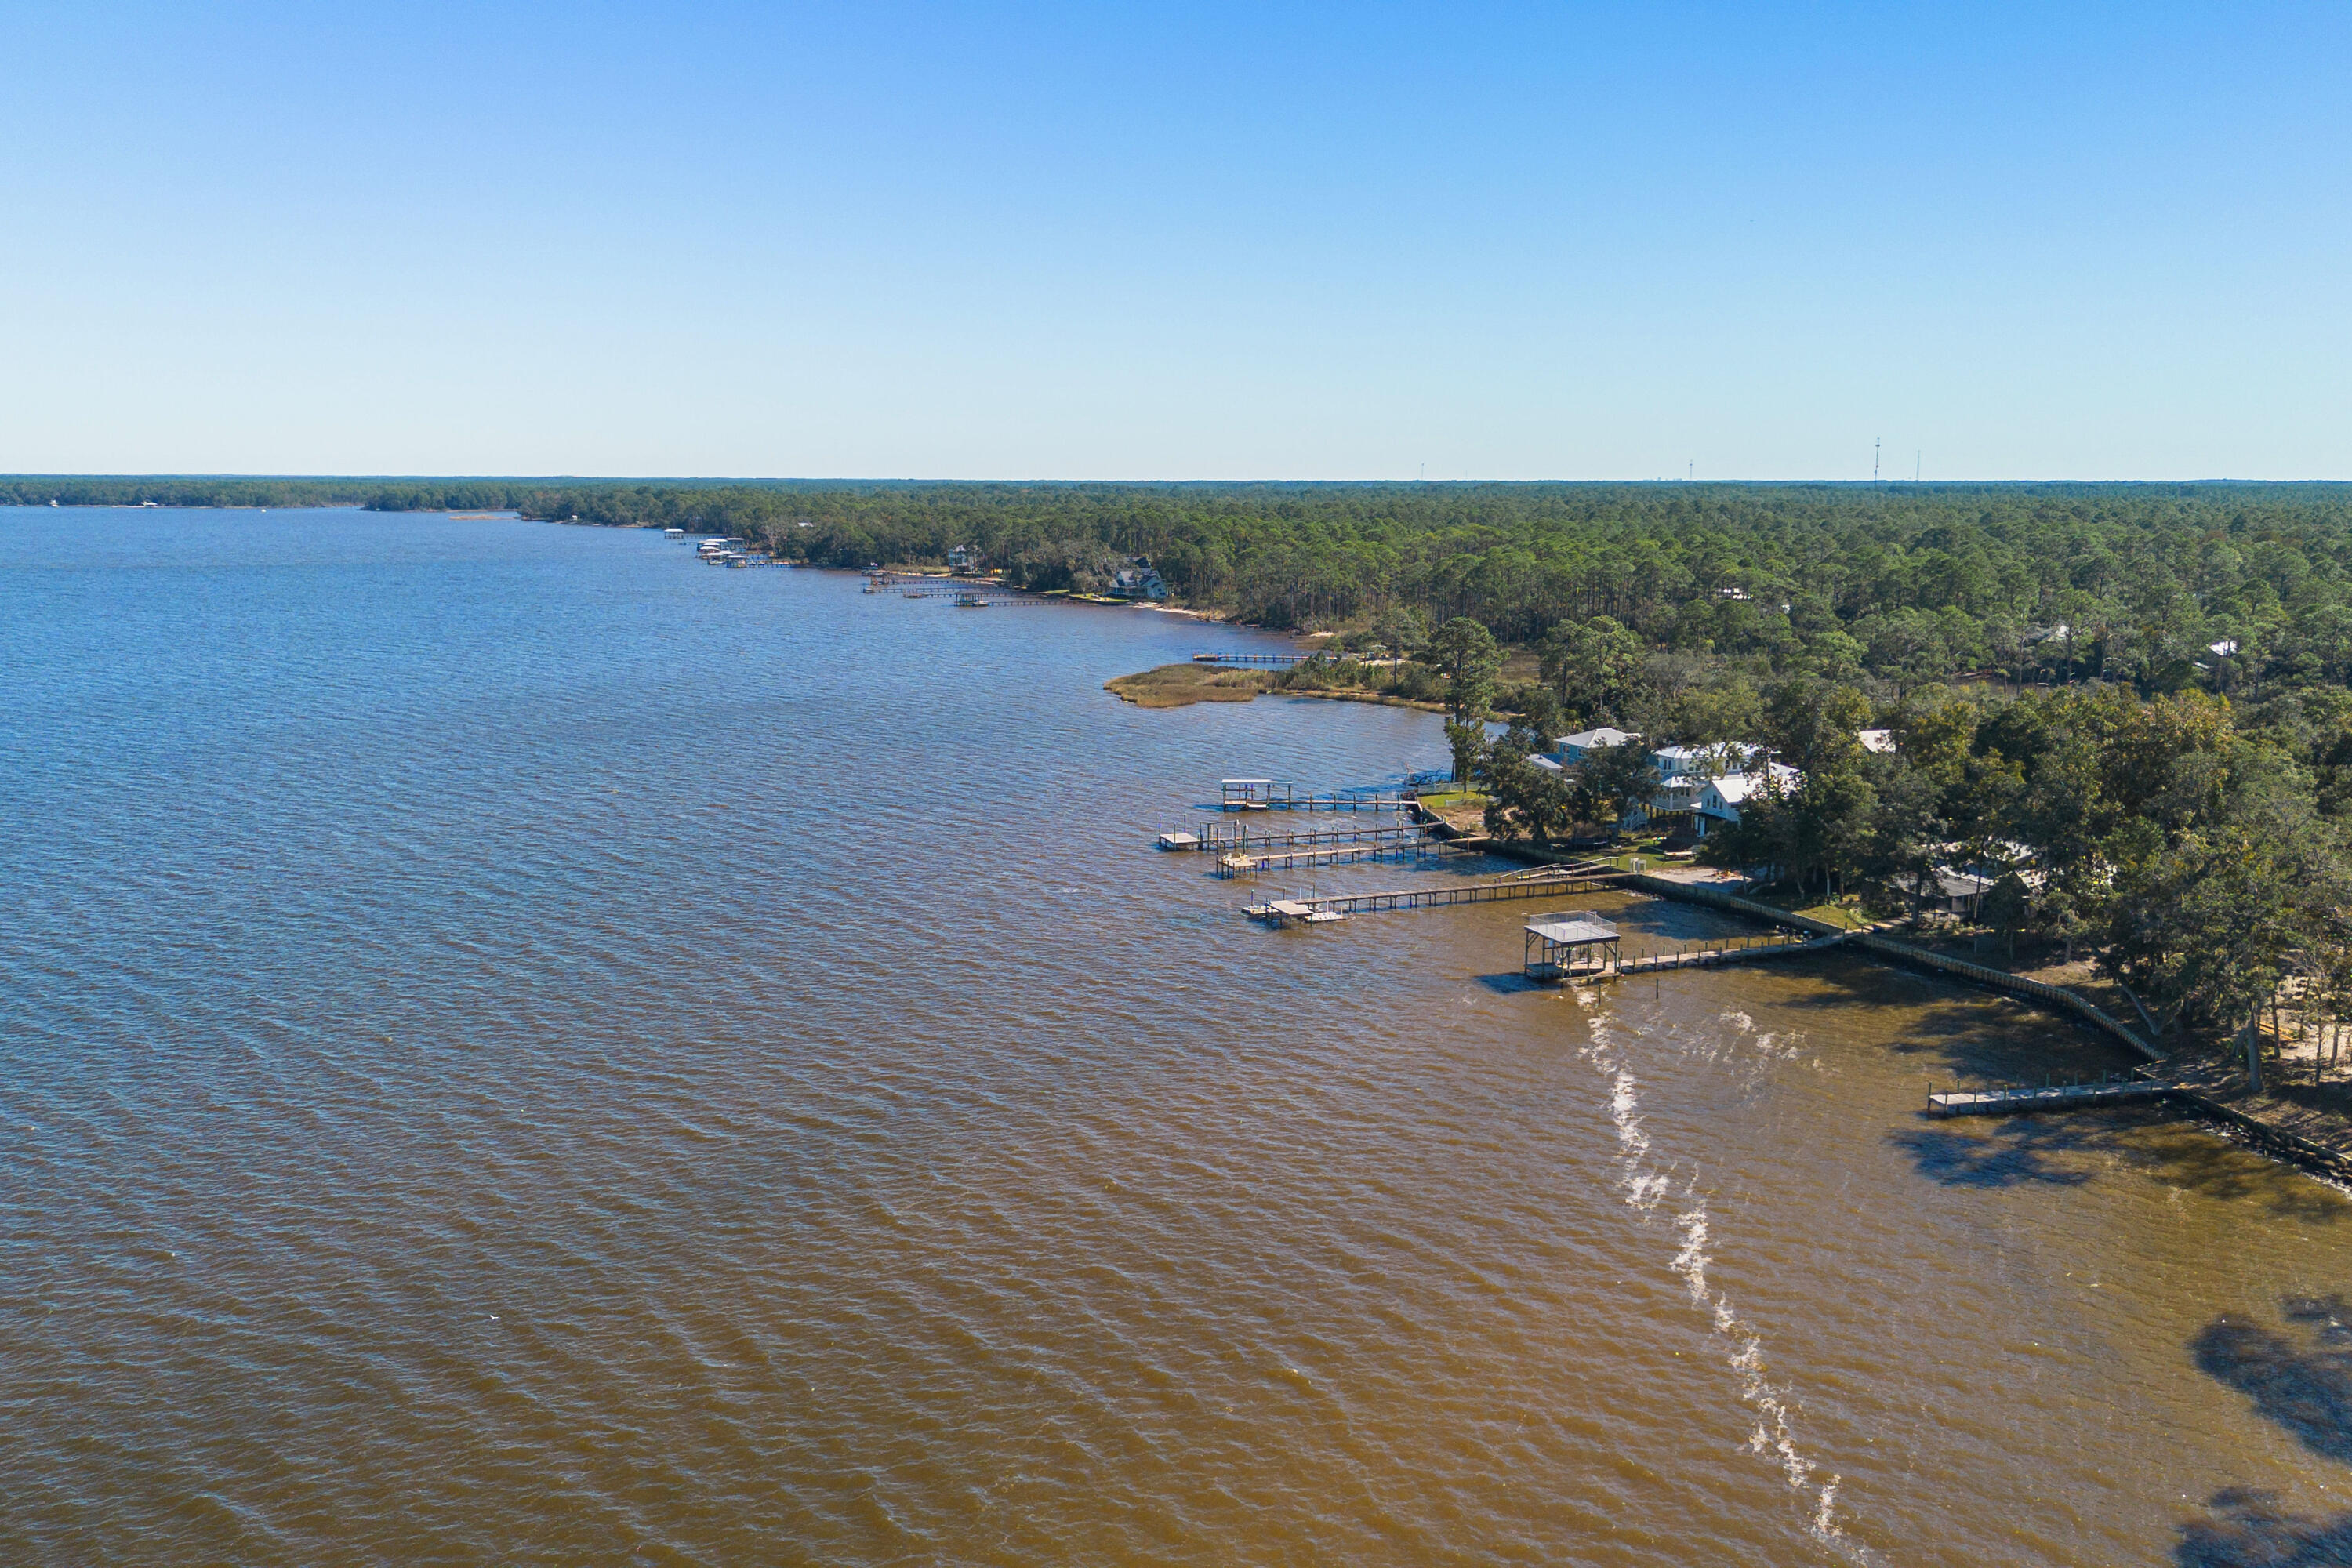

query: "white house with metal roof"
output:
1615 742 1795 835
1549 727 1641 766
1693 762 1802 837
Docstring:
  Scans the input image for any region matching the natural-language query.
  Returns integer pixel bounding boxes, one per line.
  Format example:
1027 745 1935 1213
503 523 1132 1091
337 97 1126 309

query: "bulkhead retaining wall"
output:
1622 874 2159 1062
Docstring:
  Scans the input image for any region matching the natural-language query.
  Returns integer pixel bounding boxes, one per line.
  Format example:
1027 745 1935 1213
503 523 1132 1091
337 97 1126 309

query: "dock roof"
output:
1525 913 1620 946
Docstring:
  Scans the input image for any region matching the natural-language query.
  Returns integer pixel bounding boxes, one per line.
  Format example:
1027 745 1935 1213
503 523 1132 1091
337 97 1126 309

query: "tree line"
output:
21 474 2352 699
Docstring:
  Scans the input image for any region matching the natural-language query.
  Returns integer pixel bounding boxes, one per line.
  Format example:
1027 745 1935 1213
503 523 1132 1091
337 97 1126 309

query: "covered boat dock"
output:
1524 913 1621 982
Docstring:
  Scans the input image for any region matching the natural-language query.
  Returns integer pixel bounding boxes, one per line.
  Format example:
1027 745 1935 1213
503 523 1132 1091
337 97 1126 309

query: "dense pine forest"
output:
23 474 2352 692
17 474 2352 1057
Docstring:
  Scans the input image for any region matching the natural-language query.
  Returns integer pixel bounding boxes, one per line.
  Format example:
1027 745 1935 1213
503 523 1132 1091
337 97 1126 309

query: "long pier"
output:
878 586 1044 603
1217 782 1417 812
1219 796 1418 813
1248 866 1622 922
1193 652 1310 666
1613 931 1846 975
1926 1077 2175 1117
863 572 1045 602
1215 840 1461 877
1158 822 1430 852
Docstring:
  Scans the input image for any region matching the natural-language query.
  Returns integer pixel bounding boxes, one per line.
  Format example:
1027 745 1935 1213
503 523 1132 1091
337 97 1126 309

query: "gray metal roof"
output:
1525 913 1620 946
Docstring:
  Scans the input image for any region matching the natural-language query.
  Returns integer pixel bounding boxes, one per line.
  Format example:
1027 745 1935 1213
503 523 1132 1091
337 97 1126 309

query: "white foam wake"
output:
1578 998 1877 1563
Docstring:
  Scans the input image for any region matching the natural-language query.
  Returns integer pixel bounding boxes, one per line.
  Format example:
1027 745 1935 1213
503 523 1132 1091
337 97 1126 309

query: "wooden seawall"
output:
1613 873 2163 1063
1458 857 2352 1181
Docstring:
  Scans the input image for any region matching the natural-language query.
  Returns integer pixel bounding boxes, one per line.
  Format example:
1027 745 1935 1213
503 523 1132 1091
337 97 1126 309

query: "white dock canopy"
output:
1523 913 1621 981
1525 914 1619 946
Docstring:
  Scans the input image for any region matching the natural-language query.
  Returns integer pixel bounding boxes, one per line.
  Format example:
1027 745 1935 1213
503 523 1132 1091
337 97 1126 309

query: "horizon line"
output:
9 474 2352 488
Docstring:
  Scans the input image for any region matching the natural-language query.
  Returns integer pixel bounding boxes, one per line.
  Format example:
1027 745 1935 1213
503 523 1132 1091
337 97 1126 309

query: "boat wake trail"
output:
1573 989 1878 1564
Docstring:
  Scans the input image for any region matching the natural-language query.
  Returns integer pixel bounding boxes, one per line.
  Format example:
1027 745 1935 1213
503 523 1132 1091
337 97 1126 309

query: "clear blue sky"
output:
5 2 2347 480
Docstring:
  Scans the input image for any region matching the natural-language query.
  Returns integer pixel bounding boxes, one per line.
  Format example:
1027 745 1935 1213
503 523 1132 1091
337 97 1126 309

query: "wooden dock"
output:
1254 900 1349 926
1221 797 1418 815
1193 652 1310 666
1218 779 1417 813
879 586 1044 603
1926 1078 2174 1117
1613 932 1846 975
1158 822 1430 852
1247 866 1622 922
1215 840 1459 877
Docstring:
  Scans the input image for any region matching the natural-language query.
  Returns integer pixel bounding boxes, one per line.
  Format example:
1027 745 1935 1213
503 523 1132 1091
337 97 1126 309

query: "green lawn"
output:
1770 897 1879 930
1414 789 1489 811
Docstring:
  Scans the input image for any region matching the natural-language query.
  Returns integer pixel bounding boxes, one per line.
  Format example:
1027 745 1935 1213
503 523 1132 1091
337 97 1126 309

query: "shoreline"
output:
1464 829 2352 1183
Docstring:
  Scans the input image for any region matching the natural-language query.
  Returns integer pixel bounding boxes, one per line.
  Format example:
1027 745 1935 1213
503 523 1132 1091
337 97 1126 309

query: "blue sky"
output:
5 2 2347 479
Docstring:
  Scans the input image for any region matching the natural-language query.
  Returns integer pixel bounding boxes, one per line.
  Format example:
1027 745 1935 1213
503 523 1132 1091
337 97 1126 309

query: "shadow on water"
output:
2175 1488 2352 1566
1888 1109 2349 1222
1887 1122 2095 1189
1475 972 1544 996
2194 1297 2352 1466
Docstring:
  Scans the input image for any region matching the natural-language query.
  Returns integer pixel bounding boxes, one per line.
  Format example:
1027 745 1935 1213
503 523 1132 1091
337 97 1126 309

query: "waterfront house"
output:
1859 728 1896 754
1622 742 1784 836
1110 560 1170 601
1892 841 2045 916
1692 763 1801 838
1549 727 1640 766
1894 866 2000 916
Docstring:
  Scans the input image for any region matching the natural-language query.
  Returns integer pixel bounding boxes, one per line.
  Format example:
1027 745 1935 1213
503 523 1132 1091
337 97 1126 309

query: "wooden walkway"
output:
1216 841 1458 877
1159 822 1429 852
1613 932 1846 975
1219 794 1417 813
882 586 1042 602
1248 866 1622 921
1926 1078 2174 1117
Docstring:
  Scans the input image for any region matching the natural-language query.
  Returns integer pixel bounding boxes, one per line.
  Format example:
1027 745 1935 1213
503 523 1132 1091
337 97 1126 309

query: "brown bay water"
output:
4 508 2350 1566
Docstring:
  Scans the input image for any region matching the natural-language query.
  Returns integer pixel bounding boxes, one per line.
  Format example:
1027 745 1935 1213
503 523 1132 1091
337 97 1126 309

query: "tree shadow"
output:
1774 954 2140 1076
2139 1124 2352 1226
2267 1080 2352 1118
2193 1298 2352 1467
2176 1487 2352 1566
1887 1108 2350 1222
1887 1122 2096 1189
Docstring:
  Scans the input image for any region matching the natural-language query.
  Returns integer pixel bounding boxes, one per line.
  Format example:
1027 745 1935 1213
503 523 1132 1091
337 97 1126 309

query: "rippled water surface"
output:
6 508 2352 1566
